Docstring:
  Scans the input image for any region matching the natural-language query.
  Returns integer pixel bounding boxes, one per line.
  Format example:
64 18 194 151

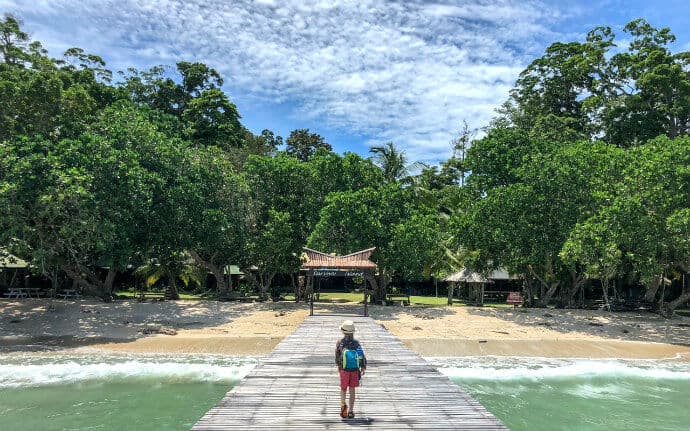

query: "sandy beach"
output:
1 299 689 359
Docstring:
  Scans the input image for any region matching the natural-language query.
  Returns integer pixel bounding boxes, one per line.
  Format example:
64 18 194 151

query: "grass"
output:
676 309 690 317
113 288 520 307
114 290 203 300
282 291 514 308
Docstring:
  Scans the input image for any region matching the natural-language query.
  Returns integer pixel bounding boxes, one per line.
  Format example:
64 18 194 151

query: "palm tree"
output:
369 142 421 184
134 252 205 299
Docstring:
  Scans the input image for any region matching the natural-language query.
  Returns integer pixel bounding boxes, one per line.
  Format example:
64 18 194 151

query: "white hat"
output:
340 320 355 334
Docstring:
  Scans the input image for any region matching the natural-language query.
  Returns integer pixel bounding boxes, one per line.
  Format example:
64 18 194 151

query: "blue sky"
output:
3 0 689 162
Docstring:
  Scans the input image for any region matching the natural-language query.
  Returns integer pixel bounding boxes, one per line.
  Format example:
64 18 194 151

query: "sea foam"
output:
0 353 257 388
430 356 690 381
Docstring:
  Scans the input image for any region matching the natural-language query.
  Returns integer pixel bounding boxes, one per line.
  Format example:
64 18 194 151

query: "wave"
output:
0 353 258 388
429 356 690 381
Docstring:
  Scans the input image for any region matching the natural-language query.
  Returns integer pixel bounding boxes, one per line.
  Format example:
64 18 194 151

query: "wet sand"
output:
2 299 689 358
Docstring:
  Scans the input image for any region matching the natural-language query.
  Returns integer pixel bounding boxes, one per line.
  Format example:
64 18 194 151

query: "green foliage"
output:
464 128 546 193
500 19 690 147
308 184 412 297
121 62 246 149
285 128 332 161
369 141 420 184
2 14 690 316
388 211 442 280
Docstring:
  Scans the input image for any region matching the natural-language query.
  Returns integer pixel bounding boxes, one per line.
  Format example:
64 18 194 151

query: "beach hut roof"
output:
444 267 516 283
301 247 377 270
0 249 29 269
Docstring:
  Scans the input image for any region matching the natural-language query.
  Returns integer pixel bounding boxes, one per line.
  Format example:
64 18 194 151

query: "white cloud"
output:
4 0 570 162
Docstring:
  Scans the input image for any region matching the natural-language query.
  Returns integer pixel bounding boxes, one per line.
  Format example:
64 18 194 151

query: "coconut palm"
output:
134 252 205 299
369 142 421 184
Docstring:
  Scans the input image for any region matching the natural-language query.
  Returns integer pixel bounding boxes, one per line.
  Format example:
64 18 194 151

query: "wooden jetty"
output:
193 314 508 430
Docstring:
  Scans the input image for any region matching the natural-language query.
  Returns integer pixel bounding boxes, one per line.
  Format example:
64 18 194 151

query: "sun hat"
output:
340 320 355 334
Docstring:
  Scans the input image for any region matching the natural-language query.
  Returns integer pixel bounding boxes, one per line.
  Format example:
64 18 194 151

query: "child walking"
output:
335 320 367 419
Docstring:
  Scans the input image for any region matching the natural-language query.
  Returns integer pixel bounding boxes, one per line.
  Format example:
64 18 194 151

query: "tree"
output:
285 128 332 161
0 14 29 66
581 136 690 315
0 20 116 142
247 210 300 299
121 62 246 148
308 185 411 302
388 211 442 282
244 154 312 294
247 129 282 156
182 146 250 296
369 142 420 184
496 19 690 147
456 140 623 306
666 209 690 312
464 127 545 194
0 136 109 296
595 20 690 145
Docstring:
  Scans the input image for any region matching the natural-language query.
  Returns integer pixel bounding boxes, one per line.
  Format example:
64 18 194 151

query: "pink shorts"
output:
339 369 360 390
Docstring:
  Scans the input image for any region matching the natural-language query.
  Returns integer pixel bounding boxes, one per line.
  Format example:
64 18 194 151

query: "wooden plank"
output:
192 315 508 430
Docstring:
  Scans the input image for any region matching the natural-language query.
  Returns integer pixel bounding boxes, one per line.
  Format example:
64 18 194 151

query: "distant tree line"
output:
0 15 688 315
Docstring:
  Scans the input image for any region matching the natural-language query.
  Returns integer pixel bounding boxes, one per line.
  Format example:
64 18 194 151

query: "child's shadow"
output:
341 416 374 426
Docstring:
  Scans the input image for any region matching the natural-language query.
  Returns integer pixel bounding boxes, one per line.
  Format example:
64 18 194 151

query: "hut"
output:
444 268 515 305
0 250 30 292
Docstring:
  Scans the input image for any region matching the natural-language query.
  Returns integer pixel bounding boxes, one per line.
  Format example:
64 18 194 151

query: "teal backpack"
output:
341 342 361 371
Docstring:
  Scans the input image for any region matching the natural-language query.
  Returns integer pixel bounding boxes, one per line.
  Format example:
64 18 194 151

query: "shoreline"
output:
3 334 690 361
2 299 689 360
402 337 690 360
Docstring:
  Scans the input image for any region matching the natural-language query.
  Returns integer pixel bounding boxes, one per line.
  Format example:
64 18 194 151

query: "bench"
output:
138 291 167 301
3 288 28 299
386 293 410 306
506 291 524 308
57 289 82 300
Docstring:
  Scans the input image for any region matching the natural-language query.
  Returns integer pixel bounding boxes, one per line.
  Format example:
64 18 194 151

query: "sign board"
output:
310 268 365 277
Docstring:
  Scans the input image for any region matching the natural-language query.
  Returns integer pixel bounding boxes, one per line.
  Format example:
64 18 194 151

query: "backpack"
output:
341 341 361 371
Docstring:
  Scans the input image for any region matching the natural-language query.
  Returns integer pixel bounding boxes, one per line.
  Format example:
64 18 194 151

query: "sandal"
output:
347 411 355 419
340 404 348 418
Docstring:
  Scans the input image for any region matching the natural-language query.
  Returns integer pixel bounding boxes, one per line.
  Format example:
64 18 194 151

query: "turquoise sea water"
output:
432 357 690 431
0 354 257 431
1 353 688 430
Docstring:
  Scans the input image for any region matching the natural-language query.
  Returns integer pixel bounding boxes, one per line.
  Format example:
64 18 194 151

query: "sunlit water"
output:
1 353 688 430
431 356 690 431
0 353 257 431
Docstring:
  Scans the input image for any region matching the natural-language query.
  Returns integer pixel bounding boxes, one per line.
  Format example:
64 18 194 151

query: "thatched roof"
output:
301 247 377 270
0 249 29 269
444 267 515 283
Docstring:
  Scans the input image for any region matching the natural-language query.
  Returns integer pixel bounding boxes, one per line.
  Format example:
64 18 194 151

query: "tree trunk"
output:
644 274 663 303
447 282 454 306
531 271 559 307
377 272 390 302
62 265 116 302
538 283 558 307
258 273 274 300
657 276 667 312
601 279 611 311
188 250 230 295
523 275 534 307
662 272 689 316
167 271 180 300
103 268 116 301
364 272 381 303
568 272 586 307
290 273 297 300
665 292 690 317
296 275 305 303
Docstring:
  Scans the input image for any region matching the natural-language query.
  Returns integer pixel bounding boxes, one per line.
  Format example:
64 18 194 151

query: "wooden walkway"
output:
192 315 508 430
